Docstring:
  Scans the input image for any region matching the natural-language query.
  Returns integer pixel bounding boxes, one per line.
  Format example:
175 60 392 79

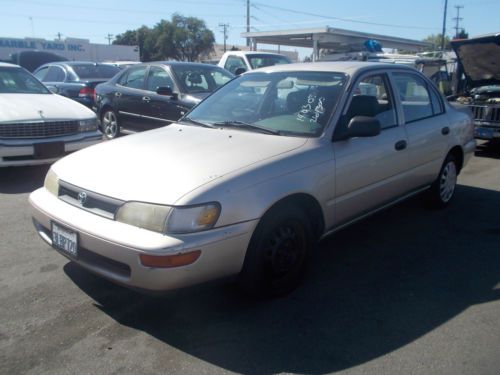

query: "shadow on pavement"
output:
0 165 50 194
64 184 500 374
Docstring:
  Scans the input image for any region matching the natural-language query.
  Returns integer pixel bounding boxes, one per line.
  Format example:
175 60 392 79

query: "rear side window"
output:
392 72 433 123
118 66 147 89
33 66 49 81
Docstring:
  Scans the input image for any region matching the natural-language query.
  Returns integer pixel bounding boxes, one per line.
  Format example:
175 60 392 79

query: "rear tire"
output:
428 153 458 208
101 109 120 140
238 204 313 298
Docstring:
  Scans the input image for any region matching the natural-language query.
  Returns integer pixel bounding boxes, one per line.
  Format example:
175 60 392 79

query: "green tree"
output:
422 33 451 51
113 14 215 62
454 29 469 39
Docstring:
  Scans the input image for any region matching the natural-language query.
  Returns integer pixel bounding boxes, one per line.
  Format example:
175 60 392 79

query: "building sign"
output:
0 38 85 52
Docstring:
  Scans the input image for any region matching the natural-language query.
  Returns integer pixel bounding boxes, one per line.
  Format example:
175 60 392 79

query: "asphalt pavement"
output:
1 142 499 375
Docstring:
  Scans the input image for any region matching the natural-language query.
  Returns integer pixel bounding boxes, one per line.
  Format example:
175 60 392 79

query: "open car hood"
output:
451 33 500 89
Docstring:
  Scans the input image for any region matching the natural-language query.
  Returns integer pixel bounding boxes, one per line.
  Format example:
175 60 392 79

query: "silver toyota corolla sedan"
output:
30 62 475 297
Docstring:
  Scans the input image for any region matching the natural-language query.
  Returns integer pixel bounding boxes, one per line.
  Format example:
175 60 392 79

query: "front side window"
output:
185 71 346 137
393 72 434 123
118 66 147 89
171 65 234 94
146 66 174 92
224 56 247 74
0 67 50 94
247 54 291 69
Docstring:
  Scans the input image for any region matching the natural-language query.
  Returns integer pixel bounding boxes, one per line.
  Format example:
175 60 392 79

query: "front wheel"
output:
101 109 120 140
238 204 313 298
428 153 458 208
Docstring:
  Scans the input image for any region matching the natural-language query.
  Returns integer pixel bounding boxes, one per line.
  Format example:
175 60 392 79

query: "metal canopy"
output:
241 27 430 61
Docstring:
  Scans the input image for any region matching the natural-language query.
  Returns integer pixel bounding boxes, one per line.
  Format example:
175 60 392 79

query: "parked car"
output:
30 62 475 297
94 61 234 139
218 51 291 75
449 33 500 142
0 62 101 167
33 61 120 108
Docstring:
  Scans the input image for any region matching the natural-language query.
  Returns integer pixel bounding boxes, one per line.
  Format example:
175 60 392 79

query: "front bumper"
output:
474 123 500 140
29 187 257 292
0 131 102 167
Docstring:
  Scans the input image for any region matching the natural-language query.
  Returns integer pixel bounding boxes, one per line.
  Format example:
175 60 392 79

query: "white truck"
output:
218 51 291 75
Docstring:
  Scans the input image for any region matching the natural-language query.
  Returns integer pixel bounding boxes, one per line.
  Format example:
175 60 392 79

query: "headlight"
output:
115 202 220 234
79 118 98 132
44 169 59 196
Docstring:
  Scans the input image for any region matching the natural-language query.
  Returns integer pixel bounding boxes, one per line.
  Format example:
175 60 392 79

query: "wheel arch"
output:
259 193 325 241
448 145 464 173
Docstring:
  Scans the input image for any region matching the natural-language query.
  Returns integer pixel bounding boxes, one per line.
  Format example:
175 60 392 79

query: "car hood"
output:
52 123 308 204
0 93 95 123
451 33 500 89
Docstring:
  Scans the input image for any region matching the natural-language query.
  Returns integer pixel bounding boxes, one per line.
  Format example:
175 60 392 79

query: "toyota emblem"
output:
77 191 87 205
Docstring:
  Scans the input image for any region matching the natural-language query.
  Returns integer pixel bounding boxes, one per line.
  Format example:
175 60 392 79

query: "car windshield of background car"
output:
185 71 346 137
171 65 234 94
247 54 291 69
72 64 120 79
0 67 50 94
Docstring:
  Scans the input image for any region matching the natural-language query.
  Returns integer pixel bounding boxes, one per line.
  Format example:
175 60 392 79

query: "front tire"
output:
238 204 313 298
101 109 120 140
428 153 458 208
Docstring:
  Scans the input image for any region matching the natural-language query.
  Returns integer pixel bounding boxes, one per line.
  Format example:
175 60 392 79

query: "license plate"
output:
51 222 78 258
474 127 494 139
34 142 65 159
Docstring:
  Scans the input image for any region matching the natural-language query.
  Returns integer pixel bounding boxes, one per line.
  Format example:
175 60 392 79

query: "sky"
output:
0 0 499 54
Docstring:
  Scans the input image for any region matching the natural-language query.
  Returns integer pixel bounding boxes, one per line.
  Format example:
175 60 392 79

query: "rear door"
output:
333 72 411 226
113 65 149 131
390 72 449 187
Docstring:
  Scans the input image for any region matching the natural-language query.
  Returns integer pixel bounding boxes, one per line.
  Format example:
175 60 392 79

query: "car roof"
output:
148 61 227 68
223 51 287 57
248 61 418 75
0 62 20 68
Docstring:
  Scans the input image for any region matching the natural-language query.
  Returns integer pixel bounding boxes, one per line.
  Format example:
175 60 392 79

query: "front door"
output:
332 73 411 226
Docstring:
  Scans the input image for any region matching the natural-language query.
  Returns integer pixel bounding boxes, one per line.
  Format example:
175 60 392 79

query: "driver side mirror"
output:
234 67 247 76
347 116 381 138
156 86 178 100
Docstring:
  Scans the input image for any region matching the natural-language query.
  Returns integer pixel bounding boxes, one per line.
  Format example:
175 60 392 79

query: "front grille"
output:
0 120 79 138
58 181 124 219
469 105 500 124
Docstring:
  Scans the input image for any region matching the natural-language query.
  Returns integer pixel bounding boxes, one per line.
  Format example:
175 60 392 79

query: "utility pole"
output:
56 32 63 41
106 34 114 45
246 0 250 47
219 23 229 52
440 0 448 51
452 5 464 38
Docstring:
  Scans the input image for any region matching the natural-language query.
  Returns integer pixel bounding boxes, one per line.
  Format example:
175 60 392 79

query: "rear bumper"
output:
0 131 102 167
29 187 256 292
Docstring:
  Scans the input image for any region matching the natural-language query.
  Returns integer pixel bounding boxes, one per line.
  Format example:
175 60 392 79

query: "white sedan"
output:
30 62 475 297
0 62 101 167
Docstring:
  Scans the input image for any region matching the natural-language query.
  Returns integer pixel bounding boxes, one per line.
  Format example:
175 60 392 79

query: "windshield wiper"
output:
179 117 215 128
212 121 281 135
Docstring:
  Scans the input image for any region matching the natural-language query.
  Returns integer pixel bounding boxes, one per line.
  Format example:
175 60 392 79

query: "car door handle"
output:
142 96 151 102
395 140 407 151
114 92 122 97
441 126 450 135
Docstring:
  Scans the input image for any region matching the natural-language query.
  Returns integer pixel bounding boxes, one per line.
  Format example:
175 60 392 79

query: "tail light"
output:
78 87 95 98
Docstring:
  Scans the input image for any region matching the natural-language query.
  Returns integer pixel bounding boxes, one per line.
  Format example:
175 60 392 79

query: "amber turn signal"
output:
139 250 201 268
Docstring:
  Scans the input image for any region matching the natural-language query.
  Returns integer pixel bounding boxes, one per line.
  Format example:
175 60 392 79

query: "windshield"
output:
171 64 234 94
0 67 50 94
185 71 347 137
247 54 291 69
71 64 120 79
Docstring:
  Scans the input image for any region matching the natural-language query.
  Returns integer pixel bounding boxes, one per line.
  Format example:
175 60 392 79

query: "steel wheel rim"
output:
439 161 457 203
102 111 117 138
264 223 304 280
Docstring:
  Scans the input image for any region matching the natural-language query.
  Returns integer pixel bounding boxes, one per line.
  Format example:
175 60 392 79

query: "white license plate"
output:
51 222 78 258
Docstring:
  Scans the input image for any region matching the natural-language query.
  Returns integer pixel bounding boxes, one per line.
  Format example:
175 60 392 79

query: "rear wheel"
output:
101 109 120 140
428 153 458 208
238 204 313 298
